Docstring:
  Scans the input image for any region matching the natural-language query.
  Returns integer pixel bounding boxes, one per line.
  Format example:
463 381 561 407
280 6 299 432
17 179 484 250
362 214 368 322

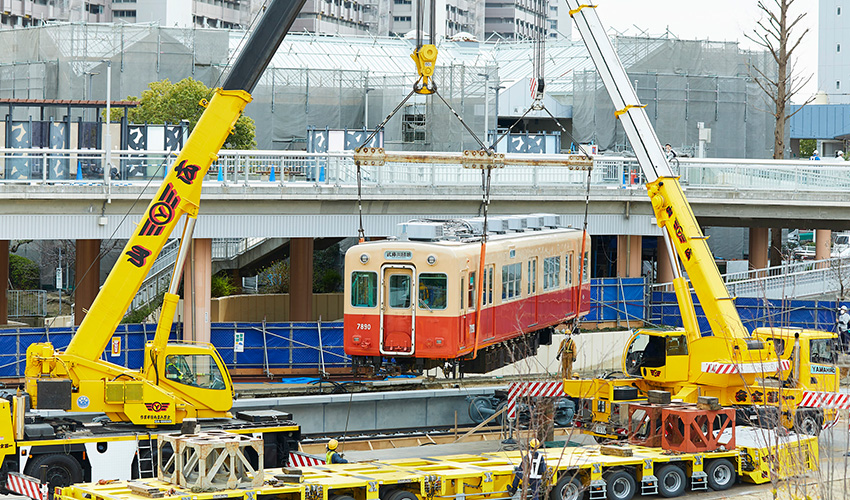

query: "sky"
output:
584 0 820 103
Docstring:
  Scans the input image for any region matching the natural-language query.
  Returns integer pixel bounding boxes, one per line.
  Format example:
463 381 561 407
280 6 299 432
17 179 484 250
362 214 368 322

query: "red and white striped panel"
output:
7 472 48 500
288 451 325 467
507 381 563 418
701 359 789 375
799 391 850 409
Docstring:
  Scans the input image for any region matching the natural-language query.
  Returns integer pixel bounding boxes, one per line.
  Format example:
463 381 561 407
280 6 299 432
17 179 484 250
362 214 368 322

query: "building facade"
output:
819 0 850 103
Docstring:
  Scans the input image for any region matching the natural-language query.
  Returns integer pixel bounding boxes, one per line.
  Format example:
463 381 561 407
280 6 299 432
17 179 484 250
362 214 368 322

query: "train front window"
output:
419 273 447 310
388 274 411 308
351 271 378 307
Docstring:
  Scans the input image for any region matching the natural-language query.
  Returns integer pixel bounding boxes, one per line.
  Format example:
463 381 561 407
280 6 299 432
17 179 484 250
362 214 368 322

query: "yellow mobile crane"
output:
0 0 306 492
561 1 839 438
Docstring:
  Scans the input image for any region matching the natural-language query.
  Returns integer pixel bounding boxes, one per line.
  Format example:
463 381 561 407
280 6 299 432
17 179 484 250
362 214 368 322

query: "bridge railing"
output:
1 148 848 191
651 257 850 300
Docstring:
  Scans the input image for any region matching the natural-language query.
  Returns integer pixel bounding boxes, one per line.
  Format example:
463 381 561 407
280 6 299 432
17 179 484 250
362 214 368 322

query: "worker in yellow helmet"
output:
326 439 349 464
507 438 546 500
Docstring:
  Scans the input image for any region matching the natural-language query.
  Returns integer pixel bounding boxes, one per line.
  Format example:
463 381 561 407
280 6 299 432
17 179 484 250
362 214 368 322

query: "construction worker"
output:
326 439 348 464
838 305 850 353
508 438 546 500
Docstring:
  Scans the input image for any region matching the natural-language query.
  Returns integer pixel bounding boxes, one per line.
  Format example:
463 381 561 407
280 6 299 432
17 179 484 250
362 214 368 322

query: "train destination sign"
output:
384 250 413 260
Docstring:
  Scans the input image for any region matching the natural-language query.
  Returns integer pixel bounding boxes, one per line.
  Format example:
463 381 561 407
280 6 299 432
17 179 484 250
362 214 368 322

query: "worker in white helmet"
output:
326 439 349 464
838 305 850 353
507 438 546 500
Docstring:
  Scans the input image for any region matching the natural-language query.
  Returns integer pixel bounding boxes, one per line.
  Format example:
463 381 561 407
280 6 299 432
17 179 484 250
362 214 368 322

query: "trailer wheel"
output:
330 494 356 500
656 465 685 498
25 454 83 492
385 490 416 500
550 474 584 500
603 470 635 500
794 409 823 436
706 459 736 491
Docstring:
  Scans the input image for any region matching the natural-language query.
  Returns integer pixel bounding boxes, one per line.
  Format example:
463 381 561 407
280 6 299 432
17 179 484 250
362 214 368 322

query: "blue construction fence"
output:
0 322 346 378
586 278 645 324
650 291 842 335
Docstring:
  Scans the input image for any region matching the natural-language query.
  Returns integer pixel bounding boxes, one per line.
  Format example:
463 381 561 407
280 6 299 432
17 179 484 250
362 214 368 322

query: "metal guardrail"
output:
7 290 46 317
651 258 850 300
1 148 849 192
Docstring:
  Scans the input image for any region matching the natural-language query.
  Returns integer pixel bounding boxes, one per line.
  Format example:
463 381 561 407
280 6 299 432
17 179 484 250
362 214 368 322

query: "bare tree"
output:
746 0 813 159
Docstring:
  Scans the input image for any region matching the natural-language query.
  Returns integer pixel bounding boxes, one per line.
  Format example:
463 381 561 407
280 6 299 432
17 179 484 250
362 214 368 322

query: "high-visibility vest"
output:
529 452 545 480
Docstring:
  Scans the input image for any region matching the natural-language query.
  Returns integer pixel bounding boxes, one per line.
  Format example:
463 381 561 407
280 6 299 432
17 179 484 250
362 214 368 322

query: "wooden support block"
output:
647 390 671 405
127 481 165 498
697 396 721 410
600 445 633 457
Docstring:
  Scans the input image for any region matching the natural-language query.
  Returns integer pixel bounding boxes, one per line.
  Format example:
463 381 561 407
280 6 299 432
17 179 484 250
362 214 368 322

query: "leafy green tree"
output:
799 139 816 158
10 254 39 289
211 271 238 297
260 259 290 294
125 78 256 150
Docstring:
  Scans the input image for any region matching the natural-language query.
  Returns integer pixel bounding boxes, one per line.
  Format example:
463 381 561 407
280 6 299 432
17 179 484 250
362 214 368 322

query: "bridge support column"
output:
183 238 212 343
656 236 673 287
770 227 783 267
74 239 101 325
0 240 7 325
617 235 641 278
290 238 313 321
816 229 832 263
748 228 769 276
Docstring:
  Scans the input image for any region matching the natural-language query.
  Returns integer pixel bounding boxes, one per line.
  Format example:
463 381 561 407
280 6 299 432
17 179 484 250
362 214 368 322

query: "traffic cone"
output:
270 165 275 182
217 166 223 182
76 163 83 180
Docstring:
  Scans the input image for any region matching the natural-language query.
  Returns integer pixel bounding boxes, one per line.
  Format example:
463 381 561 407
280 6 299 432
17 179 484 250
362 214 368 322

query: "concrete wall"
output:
211 293 344 322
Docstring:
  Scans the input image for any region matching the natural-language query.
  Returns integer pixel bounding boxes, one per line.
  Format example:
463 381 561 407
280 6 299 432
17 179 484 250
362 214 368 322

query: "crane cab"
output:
623 329 689 383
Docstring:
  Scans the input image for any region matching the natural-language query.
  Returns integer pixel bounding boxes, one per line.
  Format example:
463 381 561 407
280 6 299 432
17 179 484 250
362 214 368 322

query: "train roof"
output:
350 216 584 252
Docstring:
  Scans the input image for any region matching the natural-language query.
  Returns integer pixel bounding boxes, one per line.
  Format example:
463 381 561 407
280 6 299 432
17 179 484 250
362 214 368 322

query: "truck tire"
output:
331 495 356 500
25 454 83 492
384 490 416 500
794 409 823 436
603 470 635 500
706 459 736 491
550 474 584 500
656 465 685 498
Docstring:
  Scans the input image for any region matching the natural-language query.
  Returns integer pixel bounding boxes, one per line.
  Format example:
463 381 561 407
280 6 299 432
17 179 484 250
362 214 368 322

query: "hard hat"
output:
529 438 540 449
327 439 339 450
841 306 847 312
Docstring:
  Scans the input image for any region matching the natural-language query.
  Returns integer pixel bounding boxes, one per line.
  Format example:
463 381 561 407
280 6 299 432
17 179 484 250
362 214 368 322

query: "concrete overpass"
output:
1 149 847 331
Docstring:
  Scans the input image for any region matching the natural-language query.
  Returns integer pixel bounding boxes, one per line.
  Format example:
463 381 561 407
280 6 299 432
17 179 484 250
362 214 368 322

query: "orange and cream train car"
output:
344 215 591 374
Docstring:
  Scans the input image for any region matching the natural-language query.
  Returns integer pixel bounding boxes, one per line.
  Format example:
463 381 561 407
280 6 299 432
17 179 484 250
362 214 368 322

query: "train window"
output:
566 253 573 286
350 271 378 307
468 272 476 310
582 250 590 283
482 266 494 305
388 274 411 308
527 258 537 295
419 273 448 310
543 256 560 291
502 263 522 300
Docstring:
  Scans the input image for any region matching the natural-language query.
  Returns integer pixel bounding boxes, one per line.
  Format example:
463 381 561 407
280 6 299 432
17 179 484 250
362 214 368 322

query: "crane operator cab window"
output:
165 354 227 390
625 333 688 377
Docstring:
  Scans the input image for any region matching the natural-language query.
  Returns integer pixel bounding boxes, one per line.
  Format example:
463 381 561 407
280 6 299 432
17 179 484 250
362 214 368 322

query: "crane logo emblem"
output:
174 160 201 184
126 245 153 268
144 402 170 412
140 183 181 236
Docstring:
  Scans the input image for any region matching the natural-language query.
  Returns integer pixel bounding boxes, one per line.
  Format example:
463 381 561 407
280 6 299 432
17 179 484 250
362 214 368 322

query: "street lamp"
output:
491 84 505 142
478 73 489 142
364 87 375 130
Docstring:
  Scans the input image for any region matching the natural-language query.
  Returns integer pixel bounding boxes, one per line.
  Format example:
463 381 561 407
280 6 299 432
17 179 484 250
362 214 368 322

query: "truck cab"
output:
752 328 840 393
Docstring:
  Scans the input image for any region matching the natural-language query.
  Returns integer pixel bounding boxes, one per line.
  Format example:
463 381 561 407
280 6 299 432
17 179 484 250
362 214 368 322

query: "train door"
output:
379 264 416 355
527 257 538 326
461 271 474 348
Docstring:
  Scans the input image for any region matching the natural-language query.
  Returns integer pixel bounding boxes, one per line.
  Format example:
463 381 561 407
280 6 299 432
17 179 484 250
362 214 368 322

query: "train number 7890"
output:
356 323 372 330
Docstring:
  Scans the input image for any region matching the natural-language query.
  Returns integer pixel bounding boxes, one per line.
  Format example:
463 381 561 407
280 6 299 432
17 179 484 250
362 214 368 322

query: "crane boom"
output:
564 1 749 342
29 0 307 424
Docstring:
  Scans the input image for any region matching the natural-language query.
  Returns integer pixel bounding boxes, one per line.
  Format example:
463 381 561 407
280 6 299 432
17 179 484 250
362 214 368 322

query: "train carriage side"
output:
344 227 591 372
